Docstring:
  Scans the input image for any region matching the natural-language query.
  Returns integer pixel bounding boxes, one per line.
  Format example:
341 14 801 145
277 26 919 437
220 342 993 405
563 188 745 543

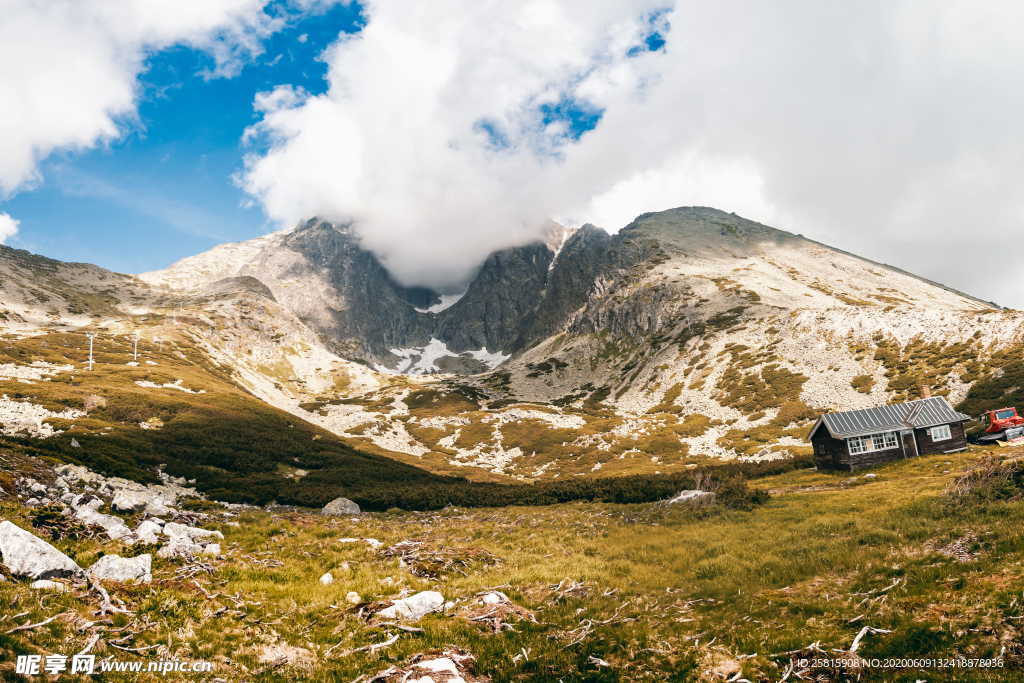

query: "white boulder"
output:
88 554 152 583
319 571 333 585
376 590 445 621
480 591 509 605
156 536 203 560
72 499 134 542
30 579 67 592
163 522 223 542
135 520 163 545
410 657 465 683
202 543 220 556
321 497 360 515
0 520 82 579
111 487 175 515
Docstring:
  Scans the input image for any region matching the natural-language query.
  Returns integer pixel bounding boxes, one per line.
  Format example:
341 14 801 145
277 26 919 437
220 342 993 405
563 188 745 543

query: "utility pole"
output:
86 333 95 371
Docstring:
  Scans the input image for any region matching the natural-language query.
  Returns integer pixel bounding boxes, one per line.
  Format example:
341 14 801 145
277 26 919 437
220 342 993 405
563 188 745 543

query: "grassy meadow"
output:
2 449 1024 681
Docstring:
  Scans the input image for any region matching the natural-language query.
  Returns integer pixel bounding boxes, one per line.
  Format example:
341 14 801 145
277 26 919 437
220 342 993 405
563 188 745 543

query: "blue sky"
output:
4 1 1021 306
1 2 364 275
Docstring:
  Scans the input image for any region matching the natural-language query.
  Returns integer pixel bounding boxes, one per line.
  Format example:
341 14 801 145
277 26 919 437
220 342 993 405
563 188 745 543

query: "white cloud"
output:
0 0 281 197
240 0 667 289
0 213 19 244
241 0 1024 306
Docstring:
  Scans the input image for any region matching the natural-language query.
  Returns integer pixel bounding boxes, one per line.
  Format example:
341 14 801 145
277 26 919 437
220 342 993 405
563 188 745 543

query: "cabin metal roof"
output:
808 396 970 440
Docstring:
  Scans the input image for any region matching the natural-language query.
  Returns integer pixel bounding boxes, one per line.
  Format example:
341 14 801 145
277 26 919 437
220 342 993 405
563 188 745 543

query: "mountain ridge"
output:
5 206 1024 482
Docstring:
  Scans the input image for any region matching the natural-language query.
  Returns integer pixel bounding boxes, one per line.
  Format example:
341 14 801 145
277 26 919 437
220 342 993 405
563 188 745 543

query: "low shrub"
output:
946 456 1024 504
276 465 773 512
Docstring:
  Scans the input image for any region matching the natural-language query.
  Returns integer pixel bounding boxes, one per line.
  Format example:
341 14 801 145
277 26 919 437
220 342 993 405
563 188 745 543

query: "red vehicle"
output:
976 407 1024 443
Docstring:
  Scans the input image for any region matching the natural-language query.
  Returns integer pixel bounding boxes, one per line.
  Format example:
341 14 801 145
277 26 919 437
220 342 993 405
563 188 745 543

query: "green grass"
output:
3 450 1024 680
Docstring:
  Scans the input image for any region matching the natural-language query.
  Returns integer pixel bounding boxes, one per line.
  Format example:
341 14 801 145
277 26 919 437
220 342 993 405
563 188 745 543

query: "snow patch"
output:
389 338 509 374
415 292 465 314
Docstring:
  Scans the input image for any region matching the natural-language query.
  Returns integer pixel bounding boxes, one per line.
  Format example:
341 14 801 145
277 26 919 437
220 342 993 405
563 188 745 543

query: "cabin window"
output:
847 431 898 455
929 424 952 441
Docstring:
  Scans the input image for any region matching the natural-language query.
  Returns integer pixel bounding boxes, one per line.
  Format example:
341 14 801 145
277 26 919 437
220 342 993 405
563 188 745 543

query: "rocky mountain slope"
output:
137 207 1024 478
3 207 1024 483
140 220 579 373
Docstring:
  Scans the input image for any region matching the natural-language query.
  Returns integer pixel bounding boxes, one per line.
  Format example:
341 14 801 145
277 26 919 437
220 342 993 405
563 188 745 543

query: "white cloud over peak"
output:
242 0 1024 306
240 0 668 289
0 0 280 197
0 213 19 244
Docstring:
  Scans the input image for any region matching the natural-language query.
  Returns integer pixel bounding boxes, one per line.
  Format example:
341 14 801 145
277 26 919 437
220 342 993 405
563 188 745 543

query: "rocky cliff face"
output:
141 218 585 371
140 207 1001 376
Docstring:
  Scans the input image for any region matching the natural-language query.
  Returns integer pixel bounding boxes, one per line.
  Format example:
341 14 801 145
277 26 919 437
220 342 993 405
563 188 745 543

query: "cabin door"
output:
900 430 918 458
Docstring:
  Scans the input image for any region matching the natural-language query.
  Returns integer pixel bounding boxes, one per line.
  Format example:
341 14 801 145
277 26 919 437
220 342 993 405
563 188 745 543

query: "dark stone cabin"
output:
808 396 970 471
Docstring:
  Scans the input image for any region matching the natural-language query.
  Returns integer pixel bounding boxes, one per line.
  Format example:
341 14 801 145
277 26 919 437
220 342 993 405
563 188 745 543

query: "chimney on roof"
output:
919 384 932 398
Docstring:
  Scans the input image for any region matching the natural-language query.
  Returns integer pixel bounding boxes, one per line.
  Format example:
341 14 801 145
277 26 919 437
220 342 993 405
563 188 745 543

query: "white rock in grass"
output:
202 543 220 557
480 591 509 605
345 591 362 604
156 536 203 560
376 590 445 621
0 520 82 579
88 554 152 583
111 489 149 512
319 572 333 585
163 522 223 542
414 657 463 679
30 579 67 592
72 499 134 542
135 520 163 545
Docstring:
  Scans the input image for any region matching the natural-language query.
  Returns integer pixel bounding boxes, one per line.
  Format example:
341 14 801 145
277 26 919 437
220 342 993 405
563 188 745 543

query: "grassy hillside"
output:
0 330 458 505
2 449 1022 680
0 330 773 511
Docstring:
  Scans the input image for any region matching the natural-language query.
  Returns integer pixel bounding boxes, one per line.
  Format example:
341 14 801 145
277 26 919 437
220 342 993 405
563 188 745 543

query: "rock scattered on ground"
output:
367 649 484 683
135 519 163 544
30 579 68 592
72 498 135 542
112 488 173 516
156 536 204 560
88 553 152 583
321 496 361 515
319 571 333 585
0 520 82 579
164 521 224 542
376 590 445 621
